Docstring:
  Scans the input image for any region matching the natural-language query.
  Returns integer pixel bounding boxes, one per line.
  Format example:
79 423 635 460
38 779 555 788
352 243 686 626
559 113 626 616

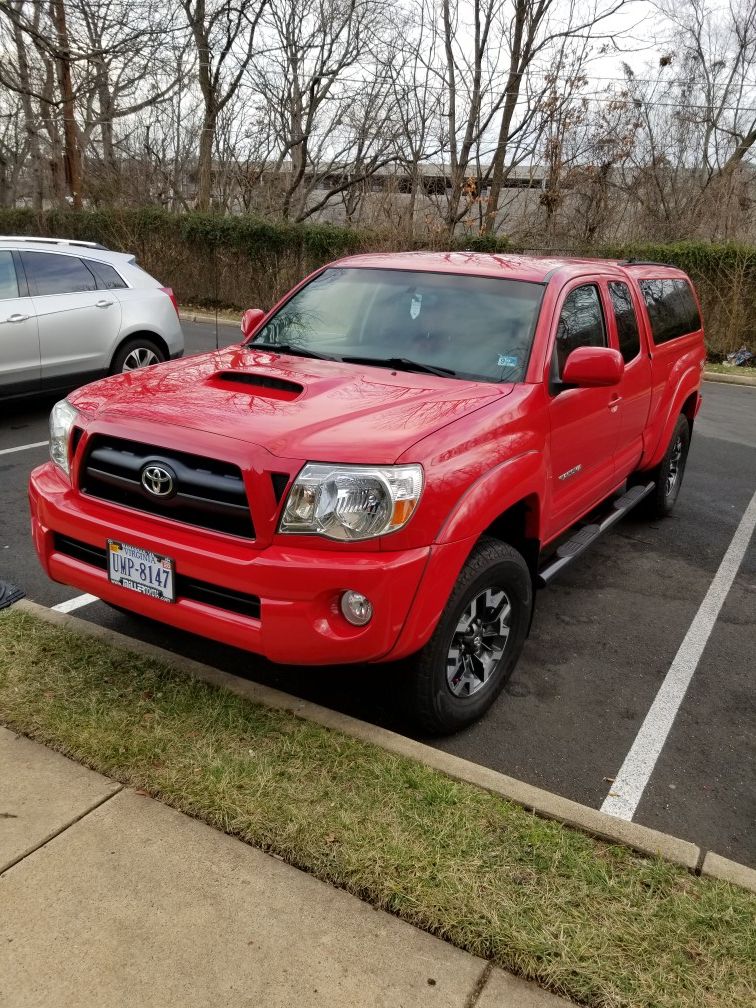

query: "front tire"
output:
402 538 532 735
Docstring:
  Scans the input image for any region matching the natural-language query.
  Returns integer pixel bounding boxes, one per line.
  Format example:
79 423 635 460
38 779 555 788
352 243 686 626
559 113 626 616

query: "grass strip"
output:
1 608 754 1008
180 302 240 323
705 362 756 377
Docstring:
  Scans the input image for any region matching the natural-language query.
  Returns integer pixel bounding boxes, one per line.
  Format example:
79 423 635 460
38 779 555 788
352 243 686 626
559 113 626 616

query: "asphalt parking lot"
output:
2 319 754 868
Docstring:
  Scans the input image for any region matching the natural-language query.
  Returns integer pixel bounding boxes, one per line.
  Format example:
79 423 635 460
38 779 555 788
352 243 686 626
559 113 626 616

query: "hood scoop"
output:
212 370 304 401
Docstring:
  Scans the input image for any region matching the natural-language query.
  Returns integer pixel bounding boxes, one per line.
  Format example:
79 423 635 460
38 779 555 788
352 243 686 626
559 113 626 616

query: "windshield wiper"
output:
342 355 457 378
248 341 340 362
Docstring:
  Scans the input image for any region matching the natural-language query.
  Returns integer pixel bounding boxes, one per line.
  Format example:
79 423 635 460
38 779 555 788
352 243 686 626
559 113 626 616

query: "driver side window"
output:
553 284 607 380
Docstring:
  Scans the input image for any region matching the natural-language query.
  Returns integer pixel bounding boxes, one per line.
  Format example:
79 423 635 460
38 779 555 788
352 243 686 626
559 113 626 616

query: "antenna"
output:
214 249 219 351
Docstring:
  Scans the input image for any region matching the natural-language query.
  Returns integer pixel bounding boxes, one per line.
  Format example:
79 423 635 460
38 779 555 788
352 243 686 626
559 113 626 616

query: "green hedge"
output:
2 209 753 357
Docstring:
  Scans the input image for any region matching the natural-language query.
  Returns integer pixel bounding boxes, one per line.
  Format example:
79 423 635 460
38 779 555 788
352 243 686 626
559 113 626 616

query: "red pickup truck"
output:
30 253 705 732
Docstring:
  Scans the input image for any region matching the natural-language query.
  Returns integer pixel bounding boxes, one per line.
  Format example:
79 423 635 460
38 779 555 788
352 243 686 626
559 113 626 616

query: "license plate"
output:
107 540 175 603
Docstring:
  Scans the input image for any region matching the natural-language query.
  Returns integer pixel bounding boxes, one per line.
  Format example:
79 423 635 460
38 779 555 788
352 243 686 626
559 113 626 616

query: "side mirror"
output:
561 346 624 388
240 308 265 339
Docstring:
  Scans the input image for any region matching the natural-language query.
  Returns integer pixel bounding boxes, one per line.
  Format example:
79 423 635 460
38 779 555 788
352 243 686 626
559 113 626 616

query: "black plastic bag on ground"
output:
725 346 754 367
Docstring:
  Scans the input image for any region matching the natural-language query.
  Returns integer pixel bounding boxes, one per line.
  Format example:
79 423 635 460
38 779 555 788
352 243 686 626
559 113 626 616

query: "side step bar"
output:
538 482 655 586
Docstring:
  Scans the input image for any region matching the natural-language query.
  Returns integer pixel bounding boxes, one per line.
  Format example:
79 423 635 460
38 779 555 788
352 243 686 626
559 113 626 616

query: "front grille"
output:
79 435 254 539
53 535 261 620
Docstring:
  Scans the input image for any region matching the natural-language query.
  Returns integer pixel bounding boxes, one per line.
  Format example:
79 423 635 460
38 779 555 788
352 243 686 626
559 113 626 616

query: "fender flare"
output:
384 452 544 661
436 450 544 544
642 368 701 471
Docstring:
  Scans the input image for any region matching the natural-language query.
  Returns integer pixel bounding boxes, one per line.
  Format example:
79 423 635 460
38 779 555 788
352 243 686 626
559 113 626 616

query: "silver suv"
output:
0 236 184 399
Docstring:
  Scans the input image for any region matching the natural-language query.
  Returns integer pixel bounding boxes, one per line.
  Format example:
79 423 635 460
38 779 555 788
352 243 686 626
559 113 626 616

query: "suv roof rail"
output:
0 236 109 251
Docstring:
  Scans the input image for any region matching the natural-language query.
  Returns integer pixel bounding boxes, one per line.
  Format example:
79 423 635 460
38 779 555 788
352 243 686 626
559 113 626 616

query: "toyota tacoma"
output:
29 253 705 733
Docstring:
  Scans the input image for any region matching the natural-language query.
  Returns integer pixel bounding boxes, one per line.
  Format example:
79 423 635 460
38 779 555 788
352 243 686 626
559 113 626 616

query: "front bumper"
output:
29 462 432 665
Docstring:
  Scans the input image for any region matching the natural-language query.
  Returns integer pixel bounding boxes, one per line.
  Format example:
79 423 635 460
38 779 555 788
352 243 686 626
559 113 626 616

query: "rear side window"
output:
639 278 701 345
554 284 606 378
21 251 97 296
608 282 640 362
85 259 127 290
0 251 19 299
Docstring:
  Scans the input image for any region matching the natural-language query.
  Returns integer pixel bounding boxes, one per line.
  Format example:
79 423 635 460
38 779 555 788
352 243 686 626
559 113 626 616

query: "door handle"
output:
5 313 30 323
95 299 114 308
609 395 622 413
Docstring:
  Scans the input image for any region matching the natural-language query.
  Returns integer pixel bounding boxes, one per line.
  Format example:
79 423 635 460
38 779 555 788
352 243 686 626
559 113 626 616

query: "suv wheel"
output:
402 538 532 735
111 337 166 374
635 415 691 519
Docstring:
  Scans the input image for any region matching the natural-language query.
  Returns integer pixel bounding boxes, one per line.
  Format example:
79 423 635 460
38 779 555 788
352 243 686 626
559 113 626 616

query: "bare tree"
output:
180 0 267 211
0 0 184 206
482 0 632 233
251 0 401 221
431 0 511 232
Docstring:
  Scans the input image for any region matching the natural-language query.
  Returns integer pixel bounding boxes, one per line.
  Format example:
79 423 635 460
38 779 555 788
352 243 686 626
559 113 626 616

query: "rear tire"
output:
110 337 166 375
402 538 532 735
634 415 691 519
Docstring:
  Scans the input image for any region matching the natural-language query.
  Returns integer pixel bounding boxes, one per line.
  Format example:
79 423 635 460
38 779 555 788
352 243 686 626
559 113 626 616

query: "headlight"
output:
49 399 78 477
279 463 423 541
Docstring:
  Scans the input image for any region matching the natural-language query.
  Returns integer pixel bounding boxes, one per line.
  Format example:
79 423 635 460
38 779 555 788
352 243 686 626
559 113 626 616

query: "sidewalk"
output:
0 727 572 1008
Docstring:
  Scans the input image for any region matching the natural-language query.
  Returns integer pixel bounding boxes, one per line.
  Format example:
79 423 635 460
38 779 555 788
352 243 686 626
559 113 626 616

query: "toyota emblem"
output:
141 464 176 498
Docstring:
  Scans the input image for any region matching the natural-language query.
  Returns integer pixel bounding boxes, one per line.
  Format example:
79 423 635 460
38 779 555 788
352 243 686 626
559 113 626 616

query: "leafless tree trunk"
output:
181 0 267 211
50 0 84 207
483 0 630 234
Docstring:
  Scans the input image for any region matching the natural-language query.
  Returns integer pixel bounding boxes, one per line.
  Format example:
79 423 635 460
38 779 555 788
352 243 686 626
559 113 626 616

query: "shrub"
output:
1 209 751 356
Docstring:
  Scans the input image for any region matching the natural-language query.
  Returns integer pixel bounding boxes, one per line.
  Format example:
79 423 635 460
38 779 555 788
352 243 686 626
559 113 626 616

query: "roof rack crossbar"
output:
618 259 675 268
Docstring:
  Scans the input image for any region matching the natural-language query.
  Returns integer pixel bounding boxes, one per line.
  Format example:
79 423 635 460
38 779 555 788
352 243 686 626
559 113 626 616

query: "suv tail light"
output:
160 286 180 317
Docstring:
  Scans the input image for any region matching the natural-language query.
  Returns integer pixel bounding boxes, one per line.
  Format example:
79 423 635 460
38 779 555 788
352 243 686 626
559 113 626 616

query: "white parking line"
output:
51 594 99 614
601 487 756 820
0 440 49 456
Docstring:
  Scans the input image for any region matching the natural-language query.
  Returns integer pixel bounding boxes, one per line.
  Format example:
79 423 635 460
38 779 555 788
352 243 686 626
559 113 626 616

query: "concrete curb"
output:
701 852 756 892
179 309 239 327
703 370 756 386
11 599 713 877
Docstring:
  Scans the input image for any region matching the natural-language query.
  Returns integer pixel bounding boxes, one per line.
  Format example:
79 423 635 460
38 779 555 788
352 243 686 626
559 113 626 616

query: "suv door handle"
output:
5 313 30 323
609 395 622 413
95 299 114 308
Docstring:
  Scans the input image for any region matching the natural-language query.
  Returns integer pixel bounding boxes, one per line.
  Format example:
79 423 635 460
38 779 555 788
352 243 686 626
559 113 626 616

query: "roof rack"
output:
618 259 674 268
0 236 109 251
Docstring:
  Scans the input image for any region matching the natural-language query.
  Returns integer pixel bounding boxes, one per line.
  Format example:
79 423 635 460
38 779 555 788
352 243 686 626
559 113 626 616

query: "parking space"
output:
1 321 754 867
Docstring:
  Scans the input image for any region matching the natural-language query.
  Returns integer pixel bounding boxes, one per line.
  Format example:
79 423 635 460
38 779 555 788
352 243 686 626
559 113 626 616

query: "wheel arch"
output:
110 330 169 373
387 485 543 663
680 390 698 433
481 494 541 584
643 371 701 470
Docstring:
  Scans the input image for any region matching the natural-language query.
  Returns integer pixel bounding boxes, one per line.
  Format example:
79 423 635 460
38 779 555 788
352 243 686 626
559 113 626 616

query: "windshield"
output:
248 267 544 382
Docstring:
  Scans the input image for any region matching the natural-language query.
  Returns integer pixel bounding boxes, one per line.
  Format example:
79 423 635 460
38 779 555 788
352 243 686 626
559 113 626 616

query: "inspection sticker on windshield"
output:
108 540 175 603
497 355 519 368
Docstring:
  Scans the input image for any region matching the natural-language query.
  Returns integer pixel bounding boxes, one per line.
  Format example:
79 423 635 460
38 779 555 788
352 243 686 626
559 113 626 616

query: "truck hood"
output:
70 346 512 463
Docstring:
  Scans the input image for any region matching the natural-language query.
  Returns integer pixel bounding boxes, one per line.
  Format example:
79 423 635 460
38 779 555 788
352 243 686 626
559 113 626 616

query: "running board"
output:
538 482 655 586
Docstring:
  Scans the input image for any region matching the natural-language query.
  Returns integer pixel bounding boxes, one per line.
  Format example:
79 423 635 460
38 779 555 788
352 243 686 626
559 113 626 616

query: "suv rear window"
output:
85 259 127 290
21 251 97 296
0 250 19 299
639 278 701 344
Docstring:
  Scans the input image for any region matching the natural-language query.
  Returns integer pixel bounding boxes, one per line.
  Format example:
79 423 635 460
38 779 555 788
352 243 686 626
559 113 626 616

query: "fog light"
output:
340 590 373 627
